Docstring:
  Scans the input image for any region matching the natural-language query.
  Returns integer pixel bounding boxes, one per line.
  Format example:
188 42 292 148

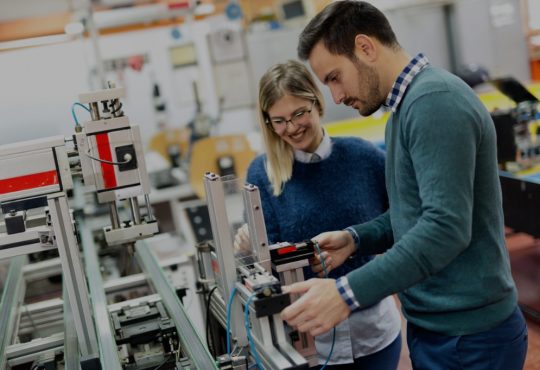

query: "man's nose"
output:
330 86 345 104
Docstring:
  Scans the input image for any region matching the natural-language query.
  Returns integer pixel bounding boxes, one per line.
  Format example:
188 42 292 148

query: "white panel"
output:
0 41 90 146
208 29 245 63
213 60 254 109
0 149 56 179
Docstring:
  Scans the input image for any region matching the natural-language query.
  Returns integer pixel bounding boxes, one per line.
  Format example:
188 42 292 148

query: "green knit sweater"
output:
347 65 517 336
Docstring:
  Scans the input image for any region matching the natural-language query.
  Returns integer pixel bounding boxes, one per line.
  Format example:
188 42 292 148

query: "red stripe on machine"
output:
0 170 59 195
277 246 298 255
96 133 118 189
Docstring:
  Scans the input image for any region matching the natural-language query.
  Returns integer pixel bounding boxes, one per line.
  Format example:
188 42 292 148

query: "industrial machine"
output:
0 84 213 370
0 83 315 370
490 77 540 171
197 173 316 369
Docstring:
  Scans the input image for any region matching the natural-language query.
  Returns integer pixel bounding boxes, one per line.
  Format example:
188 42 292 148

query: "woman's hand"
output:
233 223 251 255
311 230 356 276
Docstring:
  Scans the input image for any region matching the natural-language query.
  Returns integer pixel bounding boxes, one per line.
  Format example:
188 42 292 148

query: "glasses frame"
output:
266 100 316 134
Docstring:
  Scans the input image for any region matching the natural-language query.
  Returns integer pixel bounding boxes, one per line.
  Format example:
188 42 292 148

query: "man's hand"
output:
311 230 356 277
281 279 351 337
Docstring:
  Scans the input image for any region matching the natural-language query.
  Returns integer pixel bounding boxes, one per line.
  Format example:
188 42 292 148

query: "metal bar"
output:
79 218 123 370
21 298 63 315
144 194 154 221
107 294 161 314
6 328 66 366
0 227 48 247
108 202 121 229
0 256 26 369
89 102 100 121
5 334 64 361
135 242 217 370
64 287 81 370
19 321 64 336
102 273 147 293
19 311 64 330
203 173 247 346
203 173 236 298
7 346 64 367
209 291 227 329
22 257 62 282
47 195 99 361
128 197 141 225
242 184 271 271
0 242 57 260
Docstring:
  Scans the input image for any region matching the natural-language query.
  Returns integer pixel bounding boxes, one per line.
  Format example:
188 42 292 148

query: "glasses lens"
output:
270 120 285 133
269 102 314 133
291 111 308 126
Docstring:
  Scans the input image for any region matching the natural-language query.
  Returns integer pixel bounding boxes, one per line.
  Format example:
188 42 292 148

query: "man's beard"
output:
348 56 383 116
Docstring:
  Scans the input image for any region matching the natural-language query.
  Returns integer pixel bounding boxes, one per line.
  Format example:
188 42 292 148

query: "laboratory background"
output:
0 0 540 369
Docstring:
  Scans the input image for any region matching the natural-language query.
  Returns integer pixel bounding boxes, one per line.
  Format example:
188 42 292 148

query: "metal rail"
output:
79 218 123 370
0 256 26 369
136 242 217 370
64 287 81 370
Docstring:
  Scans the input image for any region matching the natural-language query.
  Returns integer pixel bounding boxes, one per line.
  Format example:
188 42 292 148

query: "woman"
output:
243 60 402 369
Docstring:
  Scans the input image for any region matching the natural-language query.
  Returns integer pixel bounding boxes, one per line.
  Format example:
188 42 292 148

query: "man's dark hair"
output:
298 1 400 60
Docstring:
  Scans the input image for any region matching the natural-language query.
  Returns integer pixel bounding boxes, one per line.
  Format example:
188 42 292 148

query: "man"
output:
281 2 528 369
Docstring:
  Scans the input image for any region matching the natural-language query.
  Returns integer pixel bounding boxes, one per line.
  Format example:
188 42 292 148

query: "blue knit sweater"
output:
246 137 387 279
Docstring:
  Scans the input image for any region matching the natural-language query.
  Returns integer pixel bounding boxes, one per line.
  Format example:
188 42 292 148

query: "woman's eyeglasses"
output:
267 101 315 134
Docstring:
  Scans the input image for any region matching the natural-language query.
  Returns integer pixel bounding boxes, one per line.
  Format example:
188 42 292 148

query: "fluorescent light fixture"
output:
92 3 192 29
0 34 75 52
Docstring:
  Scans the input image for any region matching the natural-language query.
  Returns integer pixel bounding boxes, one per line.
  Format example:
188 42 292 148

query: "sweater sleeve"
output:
347 91 480 307
349 210 393 255
348 142 392 255
246 158 281 244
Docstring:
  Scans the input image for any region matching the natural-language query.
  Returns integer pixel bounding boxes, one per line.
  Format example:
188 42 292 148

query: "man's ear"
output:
354 34 377 62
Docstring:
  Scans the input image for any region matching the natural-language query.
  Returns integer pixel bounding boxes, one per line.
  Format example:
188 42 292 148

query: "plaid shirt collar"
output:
384 53 430 112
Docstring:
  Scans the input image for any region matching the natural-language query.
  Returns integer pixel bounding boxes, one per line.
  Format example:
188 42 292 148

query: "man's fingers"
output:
281 280 319 321
282 280 314 295
296 318 319 334
310 324 333 337
281 290 309 322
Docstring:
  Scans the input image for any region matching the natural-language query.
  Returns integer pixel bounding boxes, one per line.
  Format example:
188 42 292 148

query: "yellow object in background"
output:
324 82 540 143
189 135 256 199
325 112 389 143
148 128 191 164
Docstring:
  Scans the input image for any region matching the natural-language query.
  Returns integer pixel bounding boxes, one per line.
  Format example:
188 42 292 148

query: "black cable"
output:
206 285 219 356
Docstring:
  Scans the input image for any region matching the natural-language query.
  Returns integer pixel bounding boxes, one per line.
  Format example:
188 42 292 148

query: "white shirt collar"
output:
294 130 332 163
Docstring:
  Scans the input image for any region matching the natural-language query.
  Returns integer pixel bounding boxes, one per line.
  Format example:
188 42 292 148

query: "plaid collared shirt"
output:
337 53 430 312
385 53 430 112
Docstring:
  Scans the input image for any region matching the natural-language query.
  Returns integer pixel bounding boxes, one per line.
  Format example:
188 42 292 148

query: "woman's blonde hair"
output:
258 60 325 196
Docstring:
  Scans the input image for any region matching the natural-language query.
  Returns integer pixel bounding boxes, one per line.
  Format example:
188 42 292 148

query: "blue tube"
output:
71 102 90 126
226 286 238 355
245 292 264 370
